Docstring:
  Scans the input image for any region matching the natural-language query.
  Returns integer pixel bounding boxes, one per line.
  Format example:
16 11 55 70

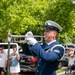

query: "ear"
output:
53 31 56 36
54 31 58 36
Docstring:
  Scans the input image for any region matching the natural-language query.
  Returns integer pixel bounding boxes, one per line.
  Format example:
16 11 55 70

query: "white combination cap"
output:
45 20 62 32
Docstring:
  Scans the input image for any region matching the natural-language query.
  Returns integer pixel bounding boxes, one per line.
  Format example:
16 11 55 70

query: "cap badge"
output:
48 23 52 25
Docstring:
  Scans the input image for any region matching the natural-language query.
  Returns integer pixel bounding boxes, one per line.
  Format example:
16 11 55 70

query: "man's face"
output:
44 30 57 43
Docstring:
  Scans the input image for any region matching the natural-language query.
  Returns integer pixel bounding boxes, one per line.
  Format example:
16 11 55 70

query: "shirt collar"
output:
47 40 56 45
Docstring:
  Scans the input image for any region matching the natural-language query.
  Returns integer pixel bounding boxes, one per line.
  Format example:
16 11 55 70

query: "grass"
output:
56 67 75 75
56 68 66 73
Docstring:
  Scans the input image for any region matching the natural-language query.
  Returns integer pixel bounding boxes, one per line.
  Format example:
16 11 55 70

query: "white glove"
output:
25 37 37 45
25 31 34 39
25 31 37 45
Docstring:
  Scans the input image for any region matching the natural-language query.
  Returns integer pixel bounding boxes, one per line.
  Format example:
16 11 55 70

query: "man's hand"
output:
25 31 37 45
25 37 37 45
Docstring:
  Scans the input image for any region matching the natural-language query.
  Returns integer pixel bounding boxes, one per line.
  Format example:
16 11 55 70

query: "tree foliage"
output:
0 0 75 43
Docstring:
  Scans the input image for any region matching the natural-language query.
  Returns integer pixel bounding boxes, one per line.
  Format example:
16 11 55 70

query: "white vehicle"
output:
58 44 75 68
0 43 19 54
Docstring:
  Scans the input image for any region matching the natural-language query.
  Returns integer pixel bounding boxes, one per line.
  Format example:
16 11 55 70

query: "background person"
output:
0 47 7 75
68 54 75 73
67 48 74 58
65 48 75 74
25 20 65 75
10 47 20 75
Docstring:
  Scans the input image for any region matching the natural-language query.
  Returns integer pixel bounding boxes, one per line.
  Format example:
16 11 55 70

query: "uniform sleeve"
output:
29 43 65 62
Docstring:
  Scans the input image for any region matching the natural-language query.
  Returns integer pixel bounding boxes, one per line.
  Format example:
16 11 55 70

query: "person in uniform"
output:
25 20 65 75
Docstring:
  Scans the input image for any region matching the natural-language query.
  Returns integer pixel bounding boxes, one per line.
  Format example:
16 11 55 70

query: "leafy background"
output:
0 0 75 43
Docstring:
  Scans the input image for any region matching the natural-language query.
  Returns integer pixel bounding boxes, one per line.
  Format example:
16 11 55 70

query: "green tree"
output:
0 0 75 43
44 0 75 43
